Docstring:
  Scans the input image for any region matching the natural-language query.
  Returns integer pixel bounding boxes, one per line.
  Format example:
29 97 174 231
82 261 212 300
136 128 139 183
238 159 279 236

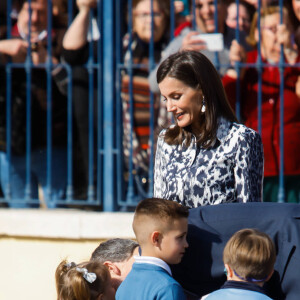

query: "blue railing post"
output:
46 0 53 207
102 0 116 211
66 0 74 201
278 0 285 203
257 0 262 135
87 10 95 202
148 0 155 197
125 0 135 204
24 0 33 201
97 0 103 206
5 0 13 200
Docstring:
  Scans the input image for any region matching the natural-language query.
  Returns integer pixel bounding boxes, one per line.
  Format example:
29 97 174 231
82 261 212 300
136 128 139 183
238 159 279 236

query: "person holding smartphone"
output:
149 0 252 93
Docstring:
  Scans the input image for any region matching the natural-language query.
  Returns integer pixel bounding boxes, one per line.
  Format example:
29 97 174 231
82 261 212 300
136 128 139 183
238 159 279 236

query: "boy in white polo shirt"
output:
116 197 189 300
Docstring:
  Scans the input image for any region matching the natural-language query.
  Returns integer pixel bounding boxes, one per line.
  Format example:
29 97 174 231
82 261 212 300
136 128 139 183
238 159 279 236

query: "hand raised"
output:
181 31 207 51
229 40 246 66
0 39 28 57
76 0 97 11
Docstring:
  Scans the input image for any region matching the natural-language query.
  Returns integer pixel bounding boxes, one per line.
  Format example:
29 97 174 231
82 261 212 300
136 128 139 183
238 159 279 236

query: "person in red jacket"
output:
222 5 300 203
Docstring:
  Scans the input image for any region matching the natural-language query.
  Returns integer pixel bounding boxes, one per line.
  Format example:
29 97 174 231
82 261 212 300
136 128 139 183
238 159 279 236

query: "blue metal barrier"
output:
0 0 299 209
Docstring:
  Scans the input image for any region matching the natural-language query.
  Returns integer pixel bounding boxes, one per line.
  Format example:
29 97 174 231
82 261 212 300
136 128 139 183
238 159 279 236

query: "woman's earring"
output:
201 97 206 113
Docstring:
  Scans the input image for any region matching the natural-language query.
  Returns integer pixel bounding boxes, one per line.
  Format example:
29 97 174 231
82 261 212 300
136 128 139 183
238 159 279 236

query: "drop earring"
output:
201 97 206 113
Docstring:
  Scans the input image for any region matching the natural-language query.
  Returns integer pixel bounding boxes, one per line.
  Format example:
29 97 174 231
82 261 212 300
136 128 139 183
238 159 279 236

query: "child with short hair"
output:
55 259 115 300
116 197 189 300
203 228 276 300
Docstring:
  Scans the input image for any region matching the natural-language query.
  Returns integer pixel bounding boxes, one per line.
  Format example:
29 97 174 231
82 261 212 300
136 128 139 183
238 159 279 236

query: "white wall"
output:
0 209 134 300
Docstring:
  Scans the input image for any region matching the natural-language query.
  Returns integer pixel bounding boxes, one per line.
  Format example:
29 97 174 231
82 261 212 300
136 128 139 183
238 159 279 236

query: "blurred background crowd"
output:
0 0 299 209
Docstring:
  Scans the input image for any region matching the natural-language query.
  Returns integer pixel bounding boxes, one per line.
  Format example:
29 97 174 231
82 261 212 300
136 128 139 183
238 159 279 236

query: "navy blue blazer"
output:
171 202 300 300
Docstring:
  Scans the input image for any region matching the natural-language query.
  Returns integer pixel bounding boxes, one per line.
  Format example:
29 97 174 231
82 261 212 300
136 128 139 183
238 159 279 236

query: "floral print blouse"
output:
154 118 264 208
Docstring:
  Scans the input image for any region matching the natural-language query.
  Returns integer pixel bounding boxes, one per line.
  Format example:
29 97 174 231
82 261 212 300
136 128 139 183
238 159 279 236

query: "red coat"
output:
223 50 300 177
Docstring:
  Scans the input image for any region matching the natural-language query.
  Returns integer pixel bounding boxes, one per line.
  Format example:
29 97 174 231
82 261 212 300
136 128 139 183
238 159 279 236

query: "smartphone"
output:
191 33 224 52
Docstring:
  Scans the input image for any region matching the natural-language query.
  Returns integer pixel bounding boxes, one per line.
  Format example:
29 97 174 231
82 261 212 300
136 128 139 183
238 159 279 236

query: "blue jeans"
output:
0 148 67 208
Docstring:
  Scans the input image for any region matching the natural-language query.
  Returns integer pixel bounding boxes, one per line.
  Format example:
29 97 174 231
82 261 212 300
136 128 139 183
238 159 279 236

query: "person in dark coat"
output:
171 202 300 300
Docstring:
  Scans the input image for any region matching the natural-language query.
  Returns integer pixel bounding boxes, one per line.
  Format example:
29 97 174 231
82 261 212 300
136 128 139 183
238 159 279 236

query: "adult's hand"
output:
76 0 97 12
277 24 299 64
63 0 98 50
277 24 292 49
0 39 28 59
229 40 246 66
225 40 246 78
181 31 207 51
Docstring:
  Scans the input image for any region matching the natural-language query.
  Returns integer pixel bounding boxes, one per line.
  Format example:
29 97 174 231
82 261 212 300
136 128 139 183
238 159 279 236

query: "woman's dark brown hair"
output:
156 50 238 148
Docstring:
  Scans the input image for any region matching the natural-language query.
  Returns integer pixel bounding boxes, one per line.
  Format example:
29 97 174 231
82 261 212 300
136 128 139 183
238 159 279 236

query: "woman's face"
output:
259 12 284 63
195 0 225 33
226 3 251 33
133 0 167 43
292 0 300 22
158 76 202 131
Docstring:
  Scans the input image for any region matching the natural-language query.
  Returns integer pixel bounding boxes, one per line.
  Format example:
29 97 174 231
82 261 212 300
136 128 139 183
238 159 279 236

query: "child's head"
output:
55 260 115 300
223 228 276 284
133 198 189 264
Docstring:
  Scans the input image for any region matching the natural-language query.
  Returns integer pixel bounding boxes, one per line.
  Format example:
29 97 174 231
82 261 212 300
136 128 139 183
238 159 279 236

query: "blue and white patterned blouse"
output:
154 118 263 208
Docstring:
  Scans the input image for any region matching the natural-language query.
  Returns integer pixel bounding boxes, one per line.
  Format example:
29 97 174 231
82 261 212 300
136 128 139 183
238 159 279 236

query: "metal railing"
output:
0 0 298 209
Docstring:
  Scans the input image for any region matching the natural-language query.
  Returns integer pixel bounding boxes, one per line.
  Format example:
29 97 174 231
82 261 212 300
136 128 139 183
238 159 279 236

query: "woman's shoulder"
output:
218 118 259 141
230 122 262 144
232 122 257 133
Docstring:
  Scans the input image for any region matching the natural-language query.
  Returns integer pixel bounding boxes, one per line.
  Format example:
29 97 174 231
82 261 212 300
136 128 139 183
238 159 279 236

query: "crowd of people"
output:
55 198 300 300
1 1 299 298
0 0 299 208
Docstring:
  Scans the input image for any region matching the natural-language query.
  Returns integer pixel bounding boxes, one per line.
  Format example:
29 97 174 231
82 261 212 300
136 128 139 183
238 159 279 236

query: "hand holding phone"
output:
190 33 224 52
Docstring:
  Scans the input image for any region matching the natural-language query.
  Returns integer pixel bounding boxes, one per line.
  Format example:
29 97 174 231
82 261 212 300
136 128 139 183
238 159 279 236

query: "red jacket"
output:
223 50 300 177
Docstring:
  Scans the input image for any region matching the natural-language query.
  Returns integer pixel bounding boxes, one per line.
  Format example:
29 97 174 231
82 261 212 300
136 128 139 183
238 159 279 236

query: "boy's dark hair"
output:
223 228 276 282
135 198 189 220
90 238 139 263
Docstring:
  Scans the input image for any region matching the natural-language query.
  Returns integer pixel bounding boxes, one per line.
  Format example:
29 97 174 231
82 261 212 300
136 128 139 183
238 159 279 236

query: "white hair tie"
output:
76 267 97 283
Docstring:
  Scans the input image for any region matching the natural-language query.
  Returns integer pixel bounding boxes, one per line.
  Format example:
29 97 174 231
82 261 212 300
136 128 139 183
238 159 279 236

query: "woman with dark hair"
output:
154 51 263 208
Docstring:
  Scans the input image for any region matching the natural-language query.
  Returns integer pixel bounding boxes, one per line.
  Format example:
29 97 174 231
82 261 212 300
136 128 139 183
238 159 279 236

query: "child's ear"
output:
151 231 161 246
103 261 121 276
224 264 233 279
265 269 274 282
97 294 104 300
